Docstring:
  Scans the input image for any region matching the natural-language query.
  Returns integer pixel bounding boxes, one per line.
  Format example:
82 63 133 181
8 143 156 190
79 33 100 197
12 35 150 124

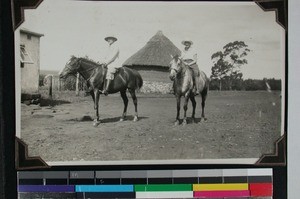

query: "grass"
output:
38 86 282 105
22 89 283 161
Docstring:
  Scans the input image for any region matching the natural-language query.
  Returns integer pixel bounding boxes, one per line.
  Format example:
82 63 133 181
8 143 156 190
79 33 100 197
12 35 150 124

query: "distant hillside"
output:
40 70 59 76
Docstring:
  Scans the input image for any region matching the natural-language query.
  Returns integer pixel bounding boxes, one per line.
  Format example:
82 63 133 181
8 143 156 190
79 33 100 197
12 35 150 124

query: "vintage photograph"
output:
14 0 285 164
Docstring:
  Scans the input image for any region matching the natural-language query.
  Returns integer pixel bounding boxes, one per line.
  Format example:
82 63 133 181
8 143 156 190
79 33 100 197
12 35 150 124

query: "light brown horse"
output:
169 55 209 125
59 56 143 126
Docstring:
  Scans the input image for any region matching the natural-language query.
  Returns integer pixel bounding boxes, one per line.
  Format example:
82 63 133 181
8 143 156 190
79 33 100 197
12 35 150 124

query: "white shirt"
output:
104 42 120 68
181 47 197 62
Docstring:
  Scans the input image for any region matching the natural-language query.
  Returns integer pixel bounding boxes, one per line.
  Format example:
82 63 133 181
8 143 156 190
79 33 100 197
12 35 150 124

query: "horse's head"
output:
59 56 80 79
169 54 183 81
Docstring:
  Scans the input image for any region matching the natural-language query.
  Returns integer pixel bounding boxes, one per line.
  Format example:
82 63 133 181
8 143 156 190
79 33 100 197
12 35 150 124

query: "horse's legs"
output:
175 96 181 125
90 90 95 102
200 88 208 122
93 89 101 126
120 90 128 121
129 89 139 122
182 96 189 125
190 95 196 123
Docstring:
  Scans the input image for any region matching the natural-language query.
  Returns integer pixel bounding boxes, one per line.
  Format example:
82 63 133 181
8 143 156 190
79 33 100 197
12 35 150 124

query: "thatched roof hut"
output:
123 31 181 71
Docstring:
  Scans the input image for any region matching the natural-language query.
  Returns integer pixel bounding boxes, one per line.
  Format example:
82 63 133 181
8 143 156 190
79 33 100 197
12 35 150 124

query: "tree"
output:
211 51 230 90
210 41 250 90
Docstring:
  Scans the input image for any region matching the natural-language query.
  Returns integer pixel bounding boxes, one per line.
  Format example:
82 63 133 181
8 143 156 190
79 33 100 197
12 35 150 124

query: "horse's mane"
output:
78 57 101 67
173 54 180 59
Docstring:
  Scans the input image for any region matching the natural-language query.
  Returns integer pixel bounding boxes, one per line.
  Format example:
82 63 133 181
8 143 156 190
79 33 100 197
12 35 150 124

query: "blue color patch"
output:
75 185 134 192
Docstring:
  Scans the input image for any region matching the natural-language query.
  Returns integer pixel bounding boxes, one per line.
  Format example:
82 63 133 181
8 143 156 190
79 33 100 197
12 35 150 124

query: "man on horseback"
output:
180 38 200 95
101 34 121 96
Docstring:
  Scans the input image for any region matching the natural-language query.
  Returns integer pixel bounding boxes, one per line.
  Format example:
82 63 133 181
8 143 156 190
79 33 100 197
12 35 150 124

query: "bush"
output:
39 74 46 87
209 78 281 91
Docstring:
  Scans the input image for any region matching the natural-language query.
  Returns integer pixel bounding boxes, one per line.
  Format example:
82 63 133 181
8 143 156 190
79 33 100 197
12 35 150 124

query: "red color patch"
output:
249 183 273 197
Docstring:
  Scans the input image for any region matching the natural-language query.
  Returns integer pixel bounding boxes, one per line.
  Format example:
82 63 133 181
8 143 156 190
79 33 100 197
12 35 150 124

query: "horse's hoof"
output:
93 119 100 127
133 116 138 122
174 120 180 126
182 120 187 126
93 120 100 127
120 118 125 122
199 117 207 123
191 119 196 124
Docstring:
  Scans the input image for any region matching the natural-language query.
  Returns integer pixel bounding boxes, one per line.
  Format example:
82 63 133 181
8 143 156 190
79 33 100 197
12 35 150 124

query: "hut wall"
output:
126 66 171 83
139 81 173 94
126 66 173 93
138 70 171 83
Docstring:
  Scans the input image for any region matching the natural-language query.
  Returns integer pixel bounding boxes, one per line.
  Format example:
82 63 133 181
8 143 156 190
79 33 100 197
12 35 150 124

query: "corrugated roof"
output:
20 28 44 37
123 31 180 69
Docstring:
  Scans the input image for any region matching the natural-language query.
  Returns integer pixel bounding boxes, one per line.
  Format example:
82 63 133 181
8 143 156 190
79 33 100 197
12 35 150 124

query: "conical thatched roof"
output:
123 31 181 69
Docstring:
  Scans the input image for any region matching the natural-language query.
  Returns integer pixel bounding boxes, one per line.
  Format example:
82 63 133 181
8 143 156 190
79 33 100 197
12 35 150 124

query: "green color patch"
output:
135 184 192 192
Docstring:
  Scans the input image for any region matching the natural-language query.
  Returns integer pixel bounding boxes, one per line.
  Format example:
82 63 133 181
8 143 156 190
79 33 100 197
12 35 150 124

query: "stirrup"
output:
193 88 199 96
102 89 108 96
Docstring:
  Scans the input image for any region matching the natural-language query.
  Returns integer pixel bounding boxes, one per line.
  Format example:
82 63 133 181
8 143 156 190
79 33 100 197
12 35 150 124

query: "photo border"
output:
0 0 288 198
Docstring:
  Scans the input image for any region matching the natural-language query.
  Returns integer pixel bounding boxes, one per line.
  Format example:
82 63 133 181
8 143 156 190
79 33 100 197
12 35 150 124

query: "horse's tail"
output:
135 71 143 90
124 67 143 91
200 70 210 90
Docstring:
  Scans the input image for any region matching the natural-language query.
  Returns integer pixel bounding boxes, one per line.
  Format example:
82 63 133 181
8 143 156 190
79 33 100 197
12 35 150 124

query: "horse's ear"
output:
71 55 78 60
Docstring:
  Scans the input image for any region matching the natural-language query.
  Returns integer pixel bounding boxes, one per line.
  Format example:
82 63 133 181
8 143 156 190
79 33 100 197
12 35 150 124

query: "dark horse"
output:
169 55 209 125
59 56 143 126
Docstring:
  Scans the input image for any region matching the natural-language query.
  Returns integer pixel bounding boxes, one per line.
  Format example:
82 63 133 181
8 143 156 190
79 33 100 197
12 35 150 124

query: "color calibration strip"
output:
18 168 273 198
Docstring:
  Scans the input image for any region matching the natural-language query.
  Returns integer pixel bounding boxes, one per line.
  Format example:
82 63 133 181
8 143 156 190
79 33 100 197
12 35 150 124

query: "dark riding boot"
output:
193 76 200 96
103 79 111 96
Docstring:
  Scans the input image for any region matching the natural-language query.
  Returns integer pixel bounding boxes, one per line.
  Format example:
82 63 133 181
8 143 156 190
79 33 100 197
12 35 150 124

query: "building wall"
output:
129 68 171 83
20 32 41 93
129 68 173 93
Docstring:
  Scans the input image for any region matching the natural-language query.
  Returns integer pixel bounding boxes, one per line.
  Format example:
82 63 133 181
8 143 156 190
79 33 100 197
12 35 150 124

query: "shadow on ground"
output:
101 116 149 123
67 116 149 123
39 98 71 107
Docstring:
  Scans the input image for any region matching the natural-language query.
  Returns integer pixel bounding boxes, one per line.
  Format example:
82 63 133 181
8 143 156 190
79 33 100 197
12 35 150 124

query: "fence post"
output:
76 73 80 96
58 78 61 91
47 75 53 99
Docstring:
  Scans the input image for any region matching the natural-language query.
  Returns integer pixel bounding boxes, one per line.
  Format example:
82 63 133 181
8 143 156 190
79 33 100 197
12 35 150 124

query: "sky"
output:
19 0 285 79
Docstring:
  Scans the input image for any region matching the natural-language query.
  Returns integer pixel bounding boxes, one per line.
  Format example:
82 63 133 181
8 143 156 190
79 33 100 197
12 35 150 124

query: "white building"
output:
19 28 44 93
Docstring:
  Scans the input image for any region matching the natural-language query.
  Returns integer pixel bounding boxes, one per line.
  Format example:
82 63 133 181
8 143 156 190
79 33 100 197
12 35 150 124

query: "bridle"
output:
77 58 105 82
63 58 80 75
170 57 183 76
62 57 105 82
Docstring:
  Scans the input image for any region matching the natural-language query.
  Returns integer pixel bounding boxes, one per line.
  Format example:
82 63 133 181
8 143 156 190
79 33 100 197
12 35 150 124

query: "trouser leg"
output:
194 76 200 95
103 79 111 96
193 67 200 95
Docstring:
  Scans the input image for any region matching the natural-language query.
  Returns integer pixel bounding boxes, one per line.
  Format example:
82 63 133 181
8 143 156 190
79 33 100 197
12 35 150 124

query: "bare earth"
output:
21 91 282 163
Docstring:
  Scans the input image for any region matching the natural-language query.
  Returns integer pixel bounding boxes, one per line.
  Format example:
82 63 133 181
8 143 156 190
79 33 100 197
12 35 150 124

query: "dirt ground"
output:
20 91 282 163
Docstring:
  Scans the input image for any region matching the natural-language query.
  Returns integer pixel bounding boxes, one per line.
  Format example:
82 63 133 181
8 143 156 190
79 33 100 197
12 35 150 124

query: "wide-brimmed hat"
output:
104 35 118 42
182 38 193 45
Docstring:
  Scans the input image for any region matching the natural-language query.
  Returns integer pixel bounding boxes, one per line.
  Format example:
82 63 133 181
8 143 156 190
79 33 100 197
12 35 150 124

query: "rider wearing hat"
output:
180 38 200 95
102 34 121 96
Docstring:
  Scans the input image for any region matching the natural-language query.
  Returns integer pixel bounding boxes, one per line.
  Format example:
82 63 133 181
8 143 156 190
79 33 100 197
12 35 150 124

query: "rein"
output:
76 58 104 81
171 58 188 78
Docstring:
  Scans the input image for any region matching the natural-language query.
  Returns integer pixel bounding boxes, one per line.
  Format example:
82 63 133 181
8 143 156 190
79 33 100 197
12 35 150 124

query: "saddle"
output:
110 67 123 79
115 68 127 83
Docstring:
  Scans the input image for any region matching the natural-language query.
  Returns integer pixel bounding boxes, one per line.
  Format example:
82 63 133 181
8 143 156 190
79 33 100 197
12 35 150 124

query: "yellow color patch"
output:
193 183 249 191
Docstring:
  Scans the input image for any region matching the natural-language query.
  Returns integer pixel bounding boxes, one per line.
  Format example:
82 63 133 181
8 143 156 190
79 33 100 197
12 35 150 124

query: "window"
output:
20 45 34 65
